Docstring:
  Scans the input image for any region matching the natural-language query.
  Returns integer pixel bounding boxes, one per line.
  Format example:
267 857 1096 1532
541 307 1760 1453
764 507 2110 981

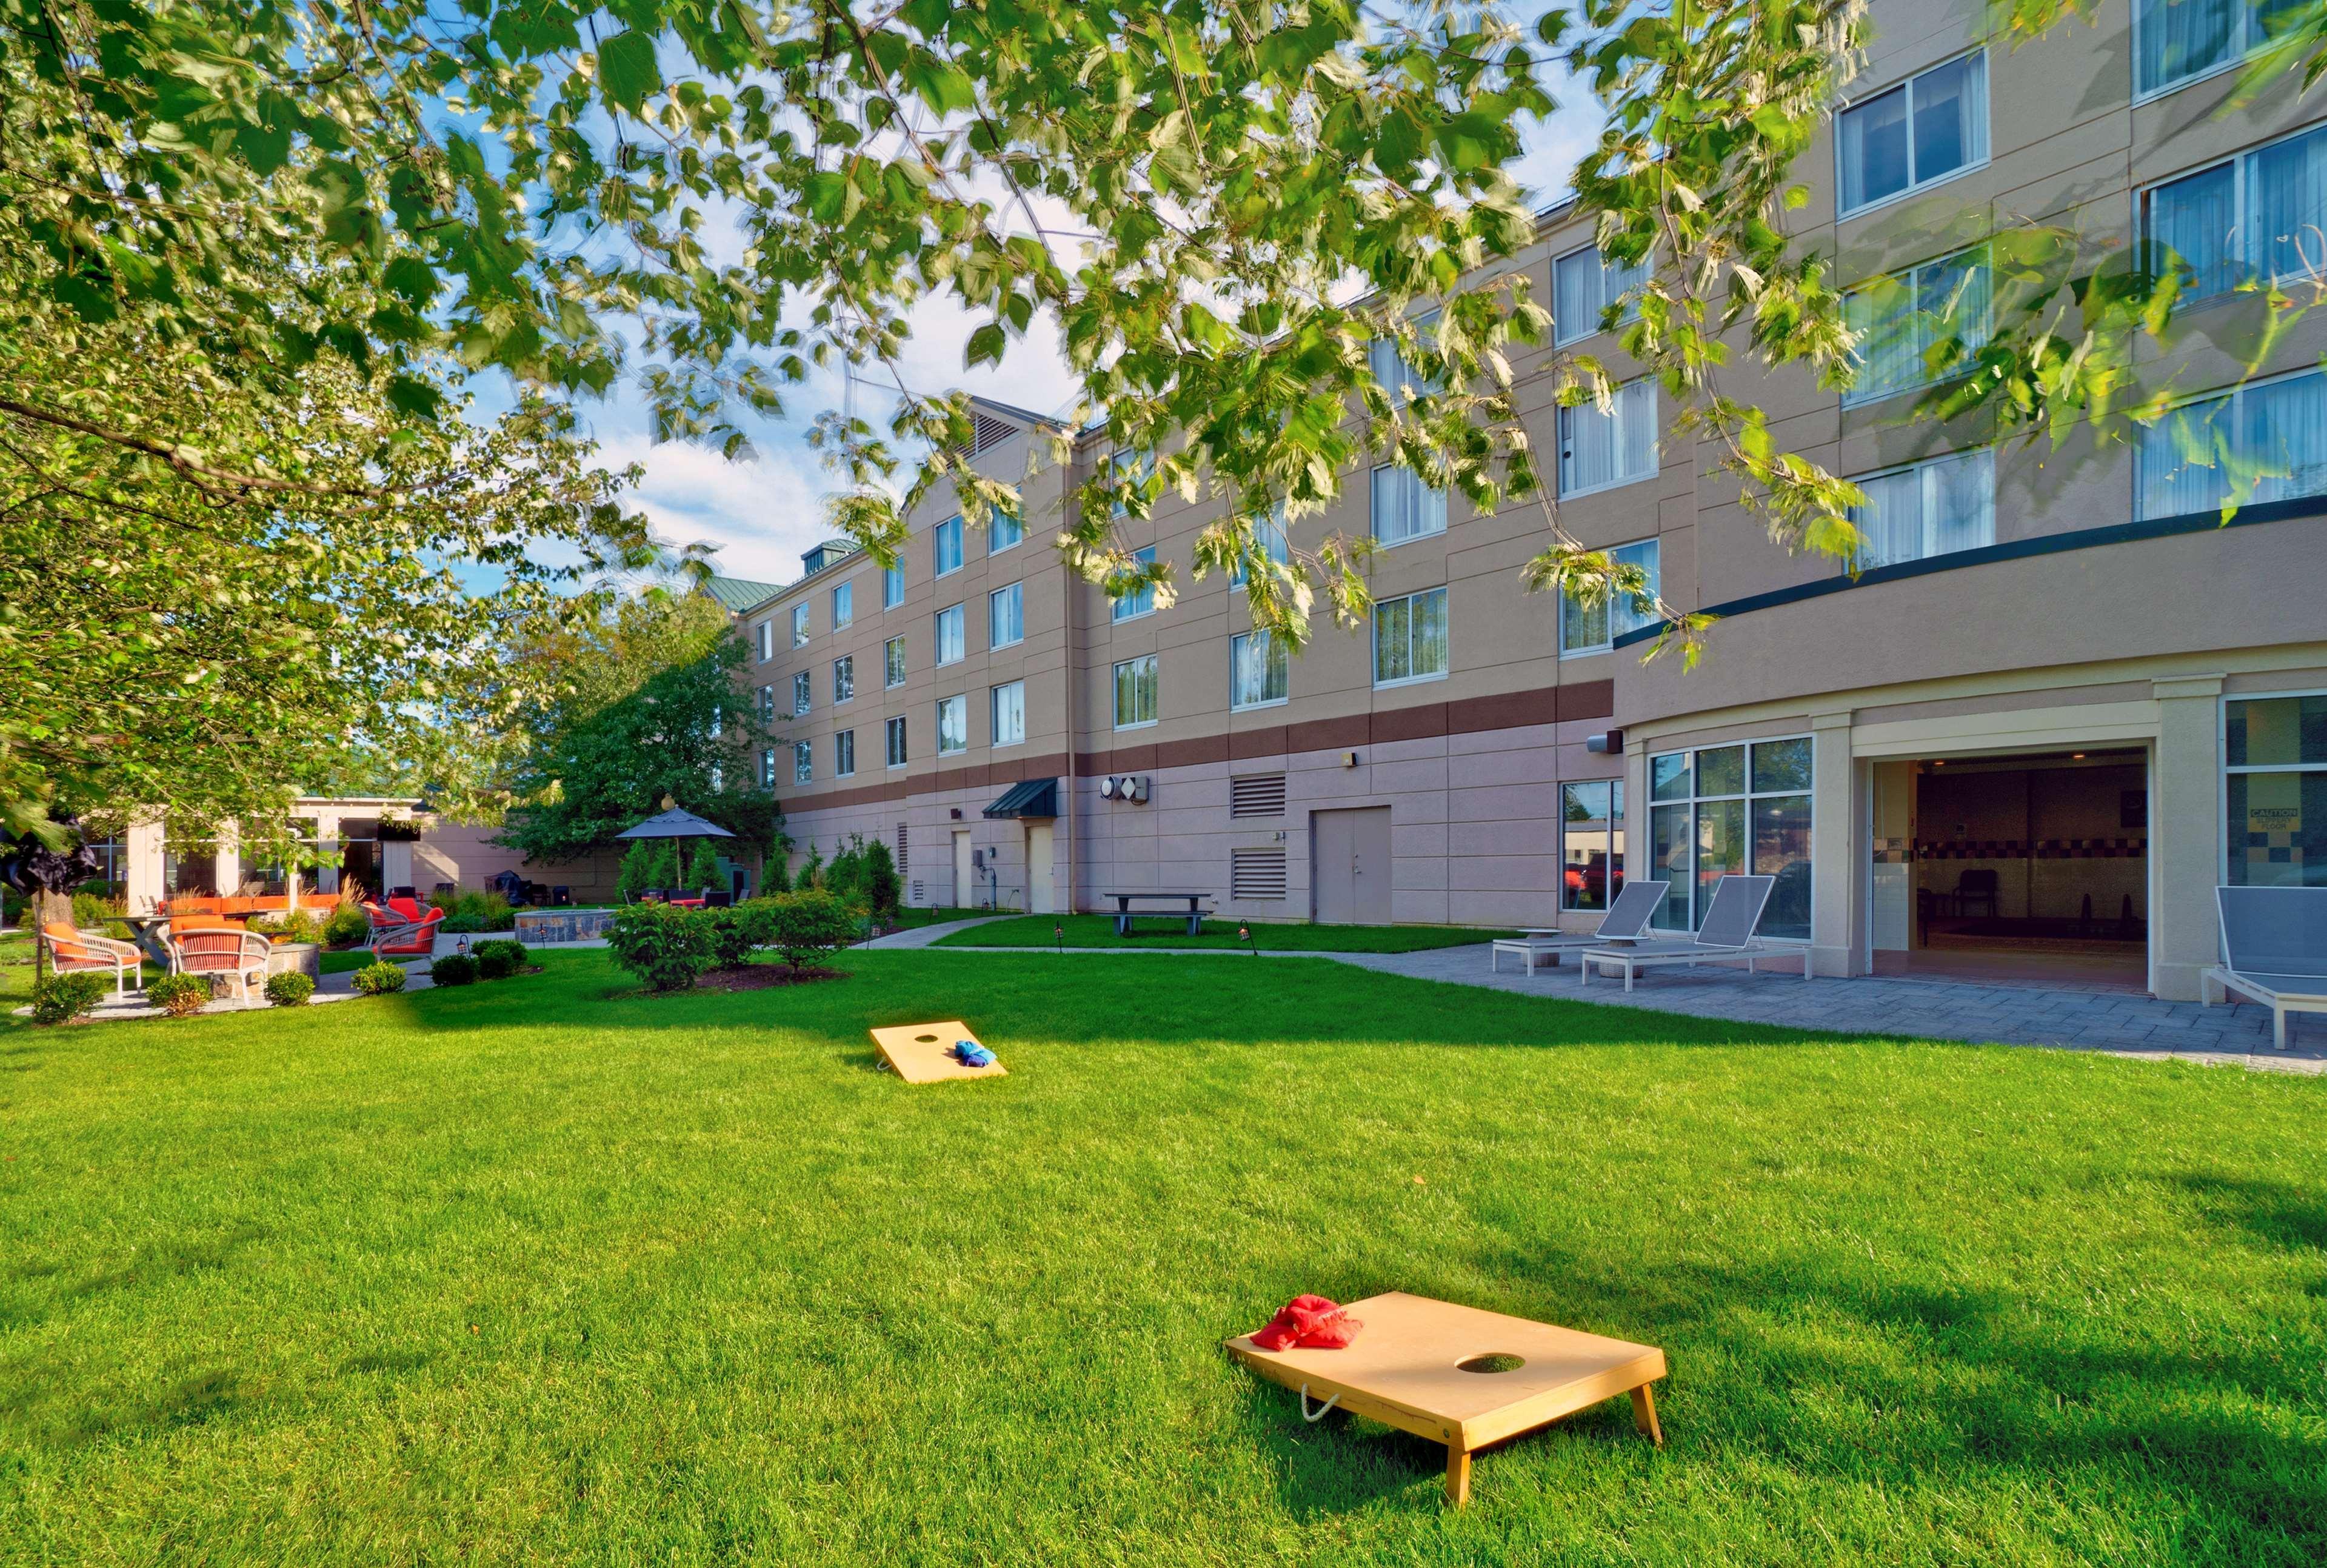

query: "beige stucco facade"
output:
732 0 2327 998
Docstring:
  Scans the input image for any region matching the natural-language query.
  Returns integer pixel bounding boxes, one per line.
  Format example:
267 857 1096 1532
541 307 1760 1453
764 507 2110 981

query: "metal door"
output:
1311 807 1392 925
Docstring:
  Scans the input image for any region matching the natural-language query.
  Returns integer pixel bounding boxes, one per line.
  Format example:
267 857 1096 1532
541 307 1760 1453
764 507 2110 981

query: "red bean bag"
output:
1252 1295 1364 1351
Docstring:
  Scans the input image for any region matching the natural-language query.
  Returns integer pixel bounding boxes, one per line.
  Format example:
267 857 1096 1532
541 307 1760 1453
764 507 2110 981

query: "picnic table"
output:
1107 890 1212 937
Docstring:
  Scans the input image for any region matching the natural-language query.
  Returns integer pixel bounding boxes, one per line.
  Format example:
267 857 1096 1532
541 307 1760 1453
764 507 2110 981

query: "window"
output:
1230 508 1292 586
832 581 853 629
935 603 966 664
936 695 968 755
755 621 773 661
1372 586 1449 687
1111 546 1157 622
1837 51 1988 216
885 635 907 688
1371 464 1448 545
755 684 774 723
793 740 813 784
991 509 1025 552
2225 693 2327 886
1843 247 1992 407
1848 449 1995 569
832 654 855 704
1108 449 1153 517
1561 781 1627 912
1368 316 1439 405
991 680 1026 747
933 516 964 576
792 670 812 716
1557 379 1659 495
2135 369 2327 521
835 729 856 777
989 582 1024 649
759 748 776 787
1230 629 1289 710
1647 737 1812 939
886 715 909 768
2136 0 2297 99
1554 244 1649 347
792 604 810 647
2143 125 2327 307
883 562 904 609
1560 538 1661 655
1113 654 1159 728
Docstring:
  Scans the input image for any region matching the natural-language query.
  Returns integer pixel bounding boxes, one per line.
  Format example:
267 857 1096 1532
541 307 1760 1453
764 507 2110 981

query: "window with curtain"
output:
2226 693 2327 886
936 695 967 754
1230 508 1292 585
991 681 1026 747
886 716 908 767
884 635 907 687
835 730 856 777
1109 449 1153 517
1559 538 1661 653
989 582 1024 648
1553 244 1650 346
755 621 772 661
792 671 811 716
792 604 810 646
1372 586 1450 686
1368 313 1440 404
1561 780 1627 912
1113 655 1159 727
793 741 812 784
1647 737 1814 938
1230 630 1289 709
2135 0 2294 97
935 603 966 664
832 655 854 704
2143 124 2327 304
1843 246 1992 407
1846 449 1995 569
2135 369 2327 521
991 509 1025 551
933 516 963 576
1837 51 1988 215
883 562 904 608
1557 378 1659 495
1111 546 1158 621
1371 464 1449 544
832 581 853 629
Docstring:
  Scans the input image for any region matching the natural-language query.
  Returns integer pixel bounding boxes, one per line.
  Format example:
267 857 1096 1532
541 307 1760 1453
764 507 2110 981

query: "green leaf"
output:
599 30 662 113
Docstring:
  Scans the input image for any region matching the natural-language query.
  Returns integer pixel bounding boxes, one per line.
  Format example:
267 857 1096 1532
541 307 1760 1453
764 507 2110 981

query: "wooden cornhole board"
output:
1226 1291 1666 1506
868 1021 1006 1084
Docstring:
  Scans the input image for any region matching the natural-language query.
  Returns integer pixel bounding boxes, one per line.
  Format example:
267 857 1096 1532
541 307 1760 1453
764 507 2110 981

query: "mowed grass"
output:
938 913 1520 951
2 951 2323 1565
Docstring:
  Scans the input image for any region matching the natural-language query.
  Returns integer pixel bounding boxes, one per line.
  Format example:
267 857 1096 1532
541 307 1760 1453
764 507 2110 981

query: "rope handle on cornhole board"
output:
1298 1383 1340 1422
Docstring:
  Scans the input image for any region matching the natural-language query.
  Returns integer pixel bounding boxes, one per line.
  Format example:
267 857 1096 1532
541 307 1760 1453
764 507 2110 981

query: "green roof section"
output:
699 575 785 613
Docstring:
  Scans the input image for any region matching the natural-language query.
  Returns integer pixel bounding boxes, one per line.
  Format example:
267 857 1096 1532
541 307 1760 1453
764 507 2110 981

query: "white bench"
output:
1488 881 1669 975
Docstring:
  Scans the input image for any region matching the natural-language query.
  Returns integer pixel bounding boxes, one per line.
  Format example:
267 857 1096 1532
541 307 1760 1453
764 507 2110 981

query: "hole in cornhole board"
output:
1457 1353 1526 1374
869 1020 1007 1085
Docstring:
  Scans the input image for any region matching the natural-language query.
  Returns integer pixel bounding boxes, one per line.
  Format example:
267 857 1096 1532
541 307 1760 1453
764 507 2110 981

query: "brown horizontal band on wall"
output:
1284 712 1371 755
1154 733 1230 770
1229 724 1289 759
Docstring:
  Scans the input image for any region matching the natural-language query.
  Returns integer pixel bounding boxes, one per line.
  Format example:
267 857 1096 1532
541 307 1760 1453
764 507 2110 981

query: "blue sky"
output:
581 90 1607 589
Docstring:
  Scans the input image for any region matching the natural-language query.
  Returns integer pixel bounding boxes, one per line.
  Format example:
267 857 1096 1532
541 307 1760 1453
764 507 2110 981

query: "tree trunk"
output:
32 887 72 983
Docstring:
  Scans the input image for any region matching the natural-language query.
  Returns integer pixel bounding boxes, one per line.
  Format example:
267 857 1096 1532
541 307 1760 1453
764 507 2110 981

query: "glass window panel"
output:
836 730 855 776
989 582 1024 647
1562 585 1608 652
1753 794 1814 940
934 516 963 576
991 681 1026 746
1559 381 1658 494
792 605 810 646
794 741 812 784
886 716 908 766
885 636 907 687
2228 695 2327 766
2146 161 2240 299
2136 0 2239 96
1563 781 1612 822
793 672 811 715
2227 770 2327 886
883 564 904 608
1751 737 1815 793
1231 509 1293 586
1231 630 1288 709
1651 804 1692 929
1374 595 1412 683
2250 124 2327 288
992 509 1024 551
1698 745 1746 796
832 582 853 629
1651 752 1692 801
1695 798 1746 925
2244 371 2327 504
1112 547 1157 621
935 604 965 664
1372 465 1447 544
1839 84 1910 213
2135 387 2234 518
1411 587 1449 678
833 656 853 704
937 695 967 753
1113 656 1157 727
1909 53 1986 184
1554 249 1600 344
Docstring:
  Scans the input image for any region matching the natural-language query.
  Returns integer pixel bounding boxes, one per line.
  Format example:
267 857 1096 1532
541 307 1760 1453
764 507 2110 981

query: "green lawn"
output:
936 913 1521 951
2 949 2322 1564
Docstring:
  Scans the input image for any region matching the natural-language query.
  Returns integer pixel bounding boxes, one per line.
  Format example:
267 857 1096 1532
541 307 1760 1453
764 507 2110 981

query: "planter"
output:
266 942 321 981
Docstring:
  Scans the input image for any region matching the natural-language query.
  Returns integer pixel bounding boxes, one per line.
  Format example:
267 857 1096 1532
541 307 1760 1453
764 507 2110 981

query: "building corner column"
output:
1809 712 1858 979
124 815 165 913
2151 674 2224 1002
1622 735 1649 933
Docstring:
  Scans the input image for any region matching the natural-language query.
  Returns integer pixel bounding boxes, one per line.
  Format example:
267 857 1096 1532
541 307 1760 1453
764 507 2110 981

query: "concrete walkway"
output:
858 915 1014 949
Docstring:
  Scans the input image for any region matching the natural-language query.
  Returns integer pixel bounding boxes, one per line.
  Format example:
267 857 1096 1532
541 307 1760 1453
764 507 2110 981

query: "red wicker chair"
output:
166 926 273 1001
42 921 140 999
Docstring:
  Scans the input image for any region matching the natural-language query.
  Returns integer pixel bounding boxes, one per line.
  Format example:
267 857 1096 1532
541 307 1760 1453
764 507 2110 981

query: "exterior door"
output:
1311 807 1392 926
953 829 973 909
1026 822 1055 914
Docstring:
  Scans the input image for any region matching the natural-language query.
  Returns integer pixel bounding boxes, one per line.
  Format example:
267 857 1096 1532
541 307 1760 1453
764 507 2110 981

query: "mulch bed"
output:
695 964 847 992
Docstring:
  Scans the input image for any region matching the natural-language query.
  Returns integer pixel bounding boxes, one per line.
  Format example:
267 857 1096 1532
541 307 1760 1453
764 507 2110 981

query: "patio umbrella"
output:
615 806 737 897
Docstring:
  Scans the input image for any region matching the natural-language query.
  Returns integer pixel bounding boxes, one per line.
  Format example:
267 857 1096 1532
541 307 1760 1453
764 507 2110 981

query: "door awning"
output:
983 777 1058 819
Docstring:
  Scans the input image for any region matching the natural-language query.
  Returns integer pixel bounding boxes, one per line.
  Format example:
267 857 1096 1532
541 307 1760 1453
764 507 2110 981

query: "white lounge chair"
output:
1490 881 1670 974
2203 885 2327 1050
1580 874 1803 991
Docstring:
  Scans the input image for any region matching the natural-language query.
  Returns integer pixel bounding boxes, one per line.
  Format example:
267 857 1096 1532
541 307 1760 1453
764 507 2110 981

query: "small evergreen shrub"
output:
606 902 715 992
685 838 724 894
864 838 901 919
31 972 107 1025
473 939 528 979
322 903 370 948
264 971 315 1007
147 973 213 1017
430 953 480 986
350 961 407 996
616 839 658 902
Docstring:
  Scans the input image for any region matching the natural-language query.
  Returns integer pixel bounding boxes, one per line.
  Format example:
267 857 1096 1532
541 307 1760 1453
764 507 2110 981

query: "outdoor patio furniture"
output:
1952 869 2000 919
1489 881 1668 974
387 894 430 923
1580 874 1805 990
167 926 273 1001
388 885 417 901
1107 890 1210 936
2203 885 2327 1049
550 886 573 907
703 890 733 909
639 888 669 903
41 921 141 998
364 901 444 962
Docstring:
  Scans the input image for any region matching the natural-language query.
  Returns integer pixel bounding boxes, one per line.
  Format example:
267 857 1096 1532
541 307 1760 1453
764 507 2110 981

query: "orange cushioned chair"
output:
364 901 443 962
42 922 141 999
166 926 273 1002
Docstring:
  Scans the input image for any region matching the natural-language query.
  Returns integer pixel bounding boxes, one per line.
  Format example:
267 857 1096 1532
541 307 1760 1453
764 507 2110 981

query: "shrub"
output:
430 953 480 986
427 890 515 929
699 902 765 968
473 939 529 979
797 842 825 890
31 972 107 1024
350 961 407 996
606 902 715 992
251 909 322 944
760 845 792 895
767 888 858 972
864 838 901 919
321 903 370 949
617 838 658 902
826 836 866 908
147 973 213 1016
264 970 315 1007
441 913 489 934
685 838 724 895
